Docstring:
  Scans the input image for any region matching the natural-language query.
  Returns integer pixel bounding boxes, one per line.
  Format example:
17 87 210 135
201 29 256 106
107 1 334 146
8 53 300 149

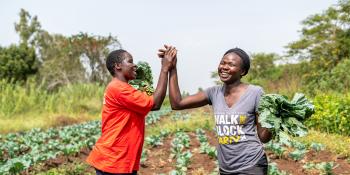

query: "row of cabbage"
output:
266 139 334 174
0 109 170 175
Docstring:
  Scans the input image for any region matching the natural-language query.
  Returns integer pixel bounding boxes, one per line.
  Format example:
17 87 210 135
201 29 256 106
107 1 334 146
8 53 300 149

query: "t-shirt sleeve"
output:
204 86 216 105
117 86 154 116
255 86 265 113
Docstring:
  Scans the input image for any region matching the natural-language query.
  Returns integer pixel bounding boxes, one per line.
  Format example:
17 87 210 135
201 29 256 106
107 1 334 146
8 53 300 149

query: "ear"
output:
240 69 247 77
115 63 122 70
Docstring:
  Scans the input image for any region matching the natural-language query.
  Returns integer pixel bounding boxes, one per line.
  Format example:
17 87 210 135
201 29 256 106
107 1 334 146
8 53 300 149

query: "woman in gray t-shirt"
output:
158 46 272 175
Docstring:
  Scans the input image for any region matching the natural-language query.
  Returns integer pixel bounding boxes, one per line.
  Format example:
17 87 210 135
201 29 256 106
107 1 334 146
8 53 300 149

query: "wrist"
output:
161 67 169 73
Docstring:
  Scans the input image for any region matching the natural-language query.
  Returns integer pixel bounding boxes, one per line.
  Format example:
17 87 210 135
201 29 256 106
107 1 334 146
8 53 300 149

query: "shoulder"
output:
207 85 223 92
248 84 264 94
106 80 133 95
205 85 223 95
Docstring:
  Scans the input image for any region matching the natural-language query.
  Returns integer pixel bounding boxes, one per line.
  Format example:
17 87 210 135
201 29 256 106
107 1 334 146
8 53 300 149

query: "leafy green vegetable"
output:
310 142 325 152
258 93 315 144
289 148 307 161
129 61 154 95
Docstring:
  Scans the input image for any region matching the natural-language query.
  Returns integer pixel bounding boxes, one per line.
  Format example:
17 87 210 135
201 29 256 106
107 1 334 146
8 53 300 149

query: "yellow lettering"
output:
239 115 247 124
219 136 231 144
230 135 241 143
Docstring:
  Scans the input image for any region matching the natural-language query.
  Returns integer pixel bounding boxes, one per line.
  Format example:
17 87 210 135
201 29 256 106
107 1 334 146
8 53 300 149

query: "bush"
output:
306 92 350 135
0 44 38 82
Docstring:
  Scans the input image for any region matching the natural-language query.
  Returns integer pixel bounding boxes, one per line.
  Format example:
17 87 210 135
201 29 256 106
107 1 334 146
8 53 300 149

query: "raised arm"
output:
157 44 209 110
168 67 209 110
151 47 176 110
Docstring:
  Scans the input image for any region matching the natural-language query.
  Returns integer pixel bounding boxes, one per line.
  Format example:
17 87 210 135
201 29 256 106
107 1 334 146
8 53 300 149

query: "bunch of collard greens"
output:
258 93 315 145
129 61 154 95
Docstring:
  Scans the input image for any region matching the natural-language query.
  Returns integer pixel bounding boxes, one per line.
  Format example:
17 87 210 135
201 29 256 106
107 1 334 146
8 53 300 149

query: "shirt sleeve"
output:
255 86 265 113
204 86 215 105
117 86 154 116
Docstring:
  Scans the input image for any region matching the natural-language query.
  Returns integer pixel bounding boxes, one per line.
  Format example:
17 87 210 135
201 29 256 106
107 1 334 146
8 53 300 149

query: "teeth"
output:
220 72 229 78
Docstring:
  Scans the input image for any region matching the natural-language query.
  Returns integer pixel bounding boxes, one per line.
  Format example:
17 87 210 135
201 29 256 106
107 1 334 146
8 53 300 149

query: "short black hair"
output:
224 48 250 76
106 49 129 76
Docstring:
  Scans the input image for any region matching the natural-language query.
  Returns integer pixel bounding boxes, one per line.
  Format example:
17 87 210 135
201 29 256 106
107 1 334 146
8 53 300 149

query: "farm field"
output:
1 106 349 175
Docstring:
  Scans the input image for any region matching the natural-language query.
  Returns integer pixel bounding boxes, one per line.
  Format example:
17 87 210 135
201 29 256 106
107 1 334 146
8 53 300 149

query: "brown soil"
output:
268 149 350 175
25 131 350 175
51 115 81 127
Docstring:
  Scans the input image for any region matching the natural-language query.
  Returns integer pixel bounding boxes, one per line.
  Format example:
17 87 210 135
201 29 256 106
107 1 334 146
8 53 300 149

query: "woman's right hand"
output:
158 45 177 71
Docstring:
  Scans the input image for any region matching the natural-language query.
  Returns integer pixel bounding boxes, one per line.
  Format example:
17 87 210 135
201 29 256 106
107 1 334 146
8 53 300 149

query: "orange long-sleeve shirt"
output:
86 78 154 173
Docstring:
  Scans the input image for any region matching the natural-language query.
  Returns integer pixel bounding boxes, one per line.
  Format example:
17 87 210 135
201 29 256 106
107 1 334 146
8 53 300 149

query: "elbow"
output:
171 106 181 110
170 103 182 110
260 137 272 144
151 103 162 111
259 133 273 143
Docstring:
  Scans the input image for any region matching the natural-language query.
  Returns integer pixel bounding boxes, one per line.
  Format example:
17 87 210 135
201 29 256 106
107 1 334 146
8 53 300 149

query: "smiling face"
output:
217 53 245 84
118 52 137 81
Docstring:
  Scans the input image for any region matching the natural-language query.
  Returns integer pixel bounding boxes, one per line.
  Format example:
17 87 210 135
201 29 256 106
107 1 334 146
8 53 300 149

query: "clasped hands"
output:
157 45 177 72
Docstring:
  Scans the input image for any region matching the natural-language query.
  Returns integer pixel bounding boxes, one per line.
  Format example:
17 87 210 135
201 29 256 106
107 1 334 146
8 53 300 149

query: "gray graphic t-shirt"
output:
205 84 265 173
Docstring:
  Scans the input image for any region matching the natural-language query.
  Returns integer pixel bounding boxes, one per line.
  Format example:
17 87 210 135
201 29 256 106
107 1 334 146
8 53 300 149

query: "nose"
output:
220 64 229 70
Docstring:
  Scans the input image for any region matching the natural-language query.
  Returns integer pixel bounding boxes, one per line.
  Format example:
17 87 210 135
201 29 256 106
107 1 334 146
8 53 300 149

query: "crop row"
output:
0 109 170 175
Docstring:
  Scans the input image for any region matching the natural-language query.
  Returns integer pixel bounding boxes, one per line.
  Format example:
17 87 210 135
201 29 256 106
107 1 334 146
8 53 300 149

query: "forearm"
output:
152 68 168 110
256 122 273 143
169 68 183 110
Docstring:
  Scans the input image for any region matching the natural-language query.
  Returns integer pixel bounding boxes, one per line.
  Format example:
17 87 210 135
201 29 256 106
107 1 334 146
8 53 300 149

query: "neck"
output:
224 80 242 93
113 74 127 83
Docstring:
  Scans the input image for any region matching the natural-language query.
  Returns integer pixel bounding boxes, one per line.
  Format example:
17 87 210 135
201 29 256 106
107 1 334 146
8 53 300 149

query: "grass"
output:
296 129 350 157
146 107 215 136
0 81 104 134
35 162 95 175
0 113 99 134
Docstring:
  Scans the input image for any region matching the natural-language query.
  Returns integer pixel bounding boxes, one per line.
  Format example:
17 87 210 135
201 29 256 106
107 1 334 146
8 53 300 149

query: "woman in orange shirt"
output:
87 47 177 175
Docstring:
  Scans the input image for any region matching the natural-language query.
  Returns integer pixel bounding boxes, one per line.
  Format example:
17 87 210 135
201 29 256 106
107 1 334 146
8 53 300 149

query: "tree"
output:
0 44 38 82
286 0 350 93
8 9 122 88
287 0 350 69
246 53 281 81
210 71 222 85
36 32 121 89
14 9 41 46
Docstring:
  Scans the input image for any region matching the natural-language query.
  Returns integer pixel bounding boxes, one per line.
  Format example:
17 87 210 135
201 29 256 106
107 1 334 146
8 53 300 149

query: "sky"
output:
0 0 336 93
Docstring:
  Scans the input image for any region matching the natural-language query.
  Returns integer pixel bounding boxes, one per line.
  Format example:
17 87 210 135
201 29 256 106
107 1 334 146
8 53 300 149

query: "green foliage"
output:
306 92 350 135
245 53 283 85
36 162 94 175
303 162 334 175
303 59 350 95
9 9 122 89
196 128 217 159
37 32 121 89
14 8 41 46
288 149 307 161
286 0 350 94
310 142 325 152
145 135 163 147
268 162 288 175
258 93 315 144
129 61 154 95
266 142 287 158
0 121 101 174
0 44 38 82
0 80 104 118
287 0 350 65
175 151 192 172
